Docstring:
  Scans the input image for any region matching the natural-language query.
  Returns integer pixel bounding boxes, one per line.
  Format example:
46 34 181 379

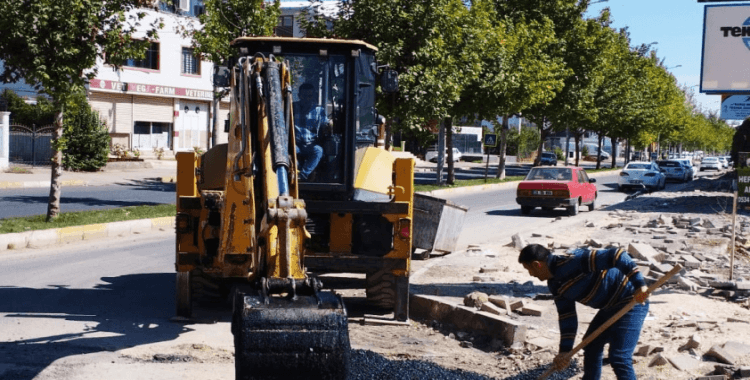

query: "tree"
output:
182 0 280 148
62 93 111 172
306 0 483 185
0 0 161 221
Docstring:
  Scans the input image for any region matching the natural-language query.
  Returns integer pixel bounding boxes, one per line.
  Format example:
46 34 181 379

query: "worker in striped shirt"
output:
519 244 650 380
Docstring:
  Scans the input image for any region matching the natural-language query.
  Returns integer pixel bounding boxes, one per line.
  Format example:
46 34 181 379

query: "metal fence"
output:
9 124 55 166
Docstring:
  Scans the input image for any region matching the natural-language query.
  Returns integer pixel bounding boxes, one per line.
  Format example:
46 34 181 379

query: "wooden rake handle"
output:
536 263 683 380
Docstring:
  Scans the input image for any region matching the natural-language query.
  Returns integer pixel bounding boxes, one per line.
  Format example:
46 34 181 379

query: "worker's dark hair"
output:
518 244 551 264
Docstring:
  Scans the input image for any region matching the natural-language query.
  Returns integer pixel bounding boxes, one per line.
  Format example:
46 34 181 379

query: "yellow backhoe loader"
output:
174 37 413 379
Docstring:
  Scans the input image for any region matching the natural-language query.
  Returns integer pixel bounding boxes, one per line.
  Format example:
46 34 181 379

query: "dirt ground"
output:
341 174 750 380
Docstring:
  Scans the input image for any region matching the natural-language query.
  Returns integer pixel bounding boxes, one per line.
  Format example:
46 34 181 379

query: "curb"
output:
0 216 175 251
423 169 621 197
0 176 177 189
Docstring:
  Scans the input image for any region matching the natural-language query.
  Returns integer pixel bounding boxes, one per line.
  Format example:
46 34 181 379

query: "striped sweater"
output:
546 247 647 352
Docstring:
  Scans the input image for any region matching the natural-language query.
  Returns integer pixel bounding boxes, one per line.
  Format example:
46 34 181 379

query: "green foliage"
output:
188 0 280 65
553 147 564 161
581 145 590 157
0 0 160 104
1 89 56 126
507 127 541 159
62 93 110 171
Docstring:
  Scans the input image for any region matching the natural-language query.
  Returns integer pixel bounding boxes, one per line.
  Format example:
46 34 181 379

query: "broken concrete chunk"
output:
706 345 736 365
668 353 701 371
694 376 726 380
710 280 736 290
480 302 505 316
628 243 667 264
681 255 702 269
585 238 603 248
680 334 701 351
463 291 489 309
651 263 673 274
519 303 544 317
723 341 750 356
512 233 525 250
648 353 669 367
488 296 523 312
635 345 652 356
690 217 703 226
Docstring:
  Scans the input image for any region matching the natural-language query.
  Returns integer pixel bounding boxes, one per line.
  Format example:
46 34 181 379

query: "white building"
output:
88 1 229 152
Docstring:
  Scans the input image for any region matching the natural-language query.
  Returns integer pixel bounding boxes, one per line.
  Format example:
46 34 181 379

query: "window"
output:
182 47 200 75
275 16 294 37
125 42 159 70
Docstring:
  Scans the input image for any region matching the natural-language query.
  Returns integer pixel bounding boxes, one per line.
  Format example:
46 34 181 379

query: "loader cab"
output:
229 38 381 200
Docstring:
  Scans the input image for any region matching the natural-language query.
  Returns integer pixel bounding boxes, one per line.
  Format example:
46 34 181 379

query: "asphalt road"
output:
0 181 176 219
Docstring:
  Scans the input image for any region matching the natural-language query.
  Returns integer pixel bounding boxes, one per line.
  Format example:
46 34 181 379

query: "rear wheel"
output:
588 198 596 212
521 206 533 215
567 201 579 216
366 268 396 309
176 272 191 317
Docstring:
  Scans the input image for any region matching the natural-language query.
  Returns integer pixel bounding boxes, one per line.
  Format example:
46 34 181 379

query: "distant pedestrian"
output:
518 244 650 380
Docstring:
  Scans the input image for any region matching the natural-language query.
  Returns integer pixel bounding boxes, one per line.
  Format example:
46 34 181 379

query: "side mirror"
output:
213 65 230 88
589 178 596 183
381 69 399 93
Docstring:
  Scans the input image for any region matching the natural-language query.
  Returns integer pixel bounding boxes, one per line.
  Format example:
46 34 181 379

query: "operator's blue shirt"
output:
294 106 328 147
547 247 647 352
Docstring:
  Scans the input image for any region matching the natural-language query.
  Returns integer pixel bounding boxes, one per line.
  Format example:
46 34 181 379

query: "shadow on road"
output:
1 195 167 208
0 273 191 380
114 178 176 192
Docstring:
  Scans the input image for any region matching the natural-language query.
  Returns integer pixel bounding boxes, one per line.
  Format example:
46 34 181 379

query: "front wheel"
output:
567 201 579 216
176 271 192 318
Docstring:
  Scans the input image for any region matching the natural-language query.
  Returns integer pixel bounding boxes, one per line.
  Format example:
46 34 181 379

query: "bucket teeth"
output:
233 290 350 380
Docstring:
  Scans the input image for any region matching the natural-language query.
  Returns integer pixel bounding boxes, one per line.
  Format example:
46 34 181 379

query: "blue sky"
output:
586 0 719 116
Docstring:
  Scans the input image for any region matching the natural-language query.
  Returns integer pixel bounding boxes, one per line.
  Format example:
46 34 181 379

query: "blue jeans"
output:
582 301 649 380
296 144 323 180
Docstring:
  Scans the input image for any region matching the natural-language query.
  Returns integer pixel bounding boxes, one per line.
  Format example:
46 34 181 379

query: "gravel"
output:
348 349 580 380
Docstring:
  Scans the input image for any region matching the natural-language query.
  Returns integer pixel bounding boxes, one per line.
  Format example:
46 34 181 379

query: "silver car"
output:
700 157 722 171
618 161 666 191
658 160 690 182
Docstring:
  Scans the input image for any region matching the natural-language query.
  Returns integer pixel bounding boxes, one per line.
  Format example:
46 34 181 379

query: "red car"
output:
516 166 597 216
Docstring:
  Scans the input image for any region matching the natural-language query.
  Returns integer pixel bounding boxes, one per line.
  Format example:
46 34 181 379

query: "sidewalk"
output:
0 159 178 189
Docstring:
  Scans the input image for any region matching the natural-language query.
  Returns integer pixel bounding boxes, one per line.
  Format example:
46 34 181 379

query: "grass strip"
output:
0 204 176 234
415 176 525 193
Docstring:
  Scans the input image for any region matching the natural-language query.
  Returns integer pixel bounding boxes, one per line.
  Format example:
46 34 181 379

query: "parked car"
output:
674 158 697 181
700 157 722 171
657 160 690 182
618 161 666 191
426 147 462 163
539 152 558 166
724 155 734 167
516 166 597 216
718 156 729 169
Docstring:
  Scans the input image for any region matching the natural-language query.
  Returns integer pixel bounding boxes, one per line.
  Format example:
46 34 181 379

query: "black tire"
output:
567 201 579 216
660 178 666 190
521 206 533 215
366 269 396 309
588 198 596 212
176 271 192 317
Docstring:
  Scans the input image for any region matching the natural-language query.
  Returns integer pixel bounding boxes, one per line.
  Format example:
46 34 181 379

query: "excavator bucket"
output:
233 289 350 380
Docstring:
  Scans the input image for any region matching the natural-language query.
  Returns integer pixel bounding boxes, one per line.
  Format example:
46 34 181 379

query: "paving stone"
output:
635 345 651 356
480 302 505 316
586 238 603 248
677 277 699 292
723 341 750 356
682 255 702 269
488 296 523 312
519 303 544 316
651 263 674 273
728 317 750 324
707 345 736 365
690 217 703 226
628 243 667 264
648 353 669 367
695 376 726 380
668 354 701 371
736 281 750 290
638 266 651 278
738 366 750 377
681 334 701 350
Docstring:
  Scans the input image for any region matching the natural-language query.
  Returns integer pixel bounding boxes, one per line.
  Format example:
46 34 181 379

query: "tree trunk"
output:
596 133 603 170
446 117 455 185
46 106 64 221
535 122 548 167
611 137 618 168
496 118 509 179
574 133 580 167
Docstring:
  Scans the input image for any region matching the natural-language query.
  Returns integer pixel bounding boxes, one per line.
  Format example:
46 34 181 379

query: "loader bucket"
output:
233 289 350 380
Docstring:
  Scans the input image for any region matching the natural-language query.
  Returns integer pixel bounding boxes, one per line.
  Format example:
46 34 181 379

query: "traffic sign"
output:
483 134 498 147
721 95 750 120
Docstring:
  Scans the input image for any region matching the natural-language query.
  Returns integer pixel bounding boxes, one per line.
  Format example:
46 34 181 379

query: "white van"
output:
425 147 462 163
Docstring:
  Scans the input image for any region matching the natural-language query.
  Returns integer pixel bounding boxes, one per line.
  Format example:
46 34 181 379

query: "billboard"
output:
721 95 750 119
701 4 750 94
